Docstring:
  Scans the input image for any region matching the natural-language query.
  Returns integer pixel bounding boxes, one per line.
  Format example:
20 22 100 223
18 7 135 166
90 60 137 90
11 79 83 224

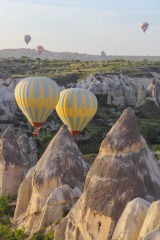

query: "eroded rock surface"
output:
14 125 89 234
55 108 160 240
112 198 151 240
0 127 29 195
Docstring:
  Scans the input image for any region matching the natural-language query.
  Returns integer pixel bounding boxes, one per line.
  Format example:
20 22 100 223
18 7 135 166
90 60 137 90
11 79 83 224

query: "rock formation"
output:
135 84 147 108
75 74 141 107
0 73 152 115
54 107 160 240
138 200 160 239
17 133 37 168
0 127 28 195
112 198 151 240
141 229 160 240
147 78 160 100
111 198 160 240
139 98 160 117
14 125 89 235
0 79 19 117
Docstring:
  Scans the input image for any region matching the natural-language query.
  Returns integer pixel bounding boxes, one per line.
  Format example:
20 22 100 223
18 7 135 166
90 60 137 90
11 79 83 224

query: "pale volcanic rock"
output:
112 198 151 240
14 125 89 234
76 73 141 107
138 200 160 239
84 108 160 234
33 125 88 191
147 78 158 98
0 126 28 195
135 84 147 108
17 133 37 168
55 107 160 240
35 184 82 231
14 167 35 221
142 228 160 240
0 103 14 120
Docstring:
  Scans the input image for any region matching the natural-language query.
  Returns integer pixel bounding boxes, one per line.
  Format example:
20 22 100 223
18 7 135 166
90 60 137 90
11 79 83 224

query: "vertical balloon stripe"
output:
39 107 46 122
79 117 87 130
34 78 40 98
21 107 30 121
68 90 74 108
69 116 74 130
48 79 57 98
90 92 97 108
83 90 90 108
25 79 32 98
43 80 49 98
60 90 69 107
34 107 39 122
18 80 25 97
76 117 81 130
61 116 67 125
28 107 34 121
19 81 27 109
77 89 82 108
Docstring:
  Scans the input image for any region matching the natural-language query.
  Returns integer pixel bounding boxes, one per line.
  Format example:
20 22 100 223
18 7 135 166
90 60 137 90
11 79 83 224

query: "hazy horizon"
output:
0 0 160 56
1 48 160 57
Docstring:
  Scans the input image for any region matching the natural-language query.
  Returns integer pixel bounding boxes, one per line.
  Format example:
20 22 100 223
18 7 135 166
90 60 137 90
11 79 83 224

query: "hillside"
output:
0 57 160 239
0 48 160 61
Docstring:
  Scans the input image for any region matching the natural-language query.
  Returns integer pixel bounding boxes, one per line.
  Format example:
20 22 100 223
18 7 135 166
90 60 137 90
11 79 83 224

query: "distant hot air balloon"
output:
15 76 60 134
36 46 44 55
56 88 98 136
24 35 31 44
140 22 149 33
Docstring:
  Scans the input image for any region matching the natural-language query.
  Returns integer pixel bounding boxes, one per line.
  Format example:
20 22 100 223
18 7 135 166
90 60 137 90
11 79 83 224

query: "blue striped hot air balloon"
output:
56 88 98 136
15 76 60 135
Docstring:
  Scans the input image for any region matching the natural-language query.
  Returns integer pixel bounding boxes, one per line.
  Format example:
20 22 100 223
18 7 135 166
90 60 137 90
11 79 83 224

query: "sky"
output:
0 0 160 55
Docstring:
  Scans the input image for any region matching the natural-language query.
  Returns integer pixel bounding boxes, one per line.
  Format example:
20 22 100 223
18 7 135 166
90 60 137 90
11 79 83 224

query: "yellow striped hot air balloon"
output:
15 76 60 135
56 88 98 136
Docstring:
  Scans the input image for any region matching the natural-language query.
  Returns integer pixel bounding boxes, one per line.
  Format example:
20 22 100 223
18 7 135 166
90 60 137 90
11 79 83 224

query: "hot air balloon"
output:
36 46 44 55
15 76 60 134
24 35 31 44
56 88 98 136
140 22 149 33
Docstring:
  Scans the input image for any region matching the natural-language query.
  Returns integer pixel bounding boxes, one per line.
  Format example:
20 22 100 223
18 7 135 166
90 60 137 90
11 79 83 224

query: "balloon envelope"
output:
24 35 31 44
15 76 60 130
36 46 44 55
56 88 98 136
140 22 149 33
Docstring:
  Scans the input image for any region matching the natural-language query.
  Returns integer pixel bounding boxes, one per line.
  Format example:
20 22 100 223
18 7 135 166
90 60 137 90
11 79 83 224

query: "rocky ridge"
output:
54 107 160 240
0 126 37 195
0 73 158 121
14 125 89 234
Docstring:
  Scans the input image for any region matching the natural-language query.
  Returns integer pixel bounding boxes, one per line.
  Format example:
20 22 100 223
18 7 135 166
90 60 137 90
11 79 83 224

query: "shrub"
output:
0 194 11 217
14 229 27 240
31 230 54 240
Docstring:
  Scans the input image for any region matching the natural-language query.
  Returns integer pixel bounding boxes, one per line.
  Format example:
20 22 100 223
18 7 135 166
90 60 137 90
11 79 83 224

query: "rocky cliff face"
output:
74 74 141 107
138 200 160 239
112 198 160 240
135 84 147 108
0 127 31 195
17 133 37 168
112 198 151 240
55 107 160 240
0 74 153 117
14 125 89 234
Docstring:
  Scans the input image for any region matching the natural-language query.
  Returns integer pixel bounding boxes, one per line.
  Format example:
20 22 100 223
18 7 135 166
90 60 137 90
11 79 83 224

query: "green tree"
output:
0 194 10 217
